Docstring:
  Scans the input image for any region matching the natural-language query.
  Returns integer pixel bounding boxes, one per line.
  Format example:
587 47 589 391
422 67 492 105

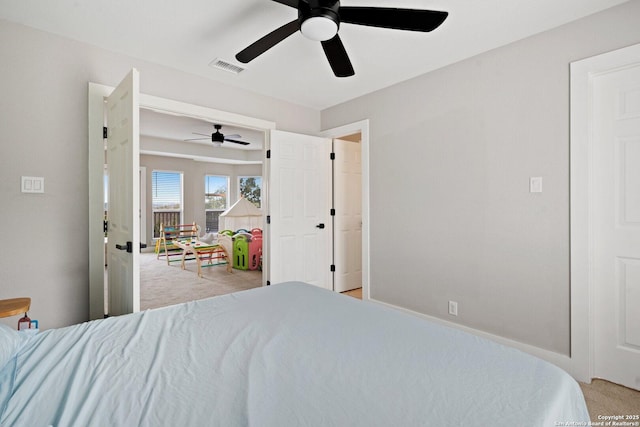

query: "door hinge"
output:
103 220 108 233
330 264 336 272
266 149 271 159
103 127 108 138
266 215 271 224
330 152 335 160
330 208 335 216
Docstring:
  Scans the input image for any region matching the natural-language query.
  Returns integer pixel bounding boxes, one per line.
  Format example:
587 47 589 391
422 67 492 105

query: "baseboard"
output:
368 298 578 380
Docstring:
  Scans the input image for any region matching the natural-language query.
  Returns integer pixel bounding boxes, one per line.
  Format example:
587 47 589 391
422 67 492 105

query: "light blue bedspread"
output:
0 282 590 426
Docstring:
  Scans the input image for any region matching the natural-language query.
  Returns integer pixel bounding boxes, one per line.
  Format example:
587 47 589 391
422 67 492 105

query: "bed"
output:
1 282 590 426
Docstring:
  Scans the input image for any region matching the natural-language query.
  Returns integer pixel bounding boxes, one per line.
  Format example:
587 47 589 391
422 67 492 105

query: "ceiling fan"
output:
235 0 448 77
185 124 250 146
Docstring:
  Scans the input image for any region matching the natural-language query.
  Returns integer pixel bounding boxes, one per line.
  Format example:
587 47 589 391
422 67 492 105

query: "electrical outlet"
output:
448 301 458 316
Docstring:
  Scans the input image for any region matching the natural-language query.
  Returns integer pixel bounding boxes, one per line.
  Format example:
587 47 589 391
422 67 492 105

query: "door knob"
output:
115 242 133 253
316 223 325 229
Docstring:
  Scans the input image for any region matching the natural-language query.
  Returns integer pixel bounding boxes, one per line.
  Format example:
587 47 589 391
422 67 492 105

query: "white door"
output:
333 139 362 293
106 69 141 316
268 130 332 289
592 64 640 390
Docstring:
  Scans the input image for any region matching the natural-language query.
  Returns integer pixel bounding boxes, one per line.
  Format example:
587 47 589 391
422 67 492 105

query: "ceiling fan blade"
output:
236 19 299 63
184 137 209 141
192 132 209 137
271 0 298 8
321 35 354 78
225 134 242 139
225 138 251 146
339 7 448 32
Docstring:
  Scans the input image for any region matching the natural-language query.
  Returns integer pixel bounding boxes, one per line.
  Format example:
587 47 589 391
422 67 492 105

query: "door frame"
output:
320 120 370 299
89 82 276 320
140 166 147 246
332 138 363 293
570 42 640 383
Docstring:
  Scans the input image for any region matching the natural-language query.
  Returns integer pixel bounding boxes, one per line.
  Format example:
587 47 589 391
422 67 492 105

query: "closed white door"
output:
106 69 141 316
268 130 332 289
592 64 640 390
333 139 362 293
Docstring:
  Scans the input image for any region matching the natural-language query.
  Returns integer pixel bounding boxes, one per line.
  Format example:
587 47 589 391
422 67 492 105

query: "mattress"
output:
0 282 590 426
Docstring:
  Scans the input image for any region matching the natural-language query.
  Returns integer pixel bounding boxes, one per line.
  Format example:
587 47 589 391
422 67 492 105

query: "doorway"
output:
144 152 264 306
321 120 370 300
264 125 370 296
103 117 266 311
333 134 363 294
570 43 640 390
89 80 276 319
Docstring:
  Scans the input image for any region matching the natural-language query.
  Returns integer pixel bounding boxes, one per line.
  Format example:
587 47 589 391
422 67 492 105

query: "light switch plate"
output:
530 177 542 193
21 176 45 193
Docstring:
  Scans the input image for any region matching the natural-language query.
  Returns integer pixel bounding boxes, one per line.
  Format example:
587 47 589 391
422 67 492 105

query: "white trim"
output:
319 120 370 300
570 42 640 383
89 81 276 319
88 82 111 320
90 82 276 131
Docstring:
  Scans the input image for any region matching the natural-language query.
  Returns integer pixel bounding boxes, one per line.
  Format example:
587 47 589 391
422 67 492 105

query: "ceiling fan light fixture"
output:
301 16 338 41
236 1 448 78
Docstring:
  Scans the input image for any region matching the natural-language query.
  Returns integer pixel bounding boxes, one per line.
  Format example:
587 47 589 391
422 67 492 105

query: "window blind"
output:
152 171 182 210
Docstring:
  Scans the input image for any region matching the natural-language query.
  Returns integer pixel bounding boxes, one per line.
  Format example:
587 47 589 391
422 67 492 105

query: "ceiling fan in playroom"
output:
184 124 250 146
235 0 448 77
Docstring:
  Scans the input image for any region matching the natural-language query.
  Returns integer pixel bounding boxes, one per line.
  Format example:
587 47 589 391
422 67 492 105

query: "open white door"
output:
268 130 332 289
333 138 362 293
592 63 640 390
106 69 140 316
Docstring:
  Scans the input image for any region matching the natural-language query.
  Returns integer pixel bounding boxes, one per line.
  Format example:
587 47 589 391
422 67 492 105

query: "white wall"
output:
321 0 640 356
0 19 319 329
140 154 262 247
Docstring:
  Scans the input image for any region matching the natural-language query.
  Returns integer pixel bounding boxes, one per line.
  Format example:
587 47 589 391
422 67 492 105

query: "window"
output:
152 171 183 238
205 175 228 233
239 176 262 208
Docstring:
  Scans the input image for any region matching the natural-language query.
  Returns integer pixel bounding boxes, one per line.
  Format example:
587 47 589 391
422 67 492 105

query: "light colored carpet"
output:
580 379 640 421
140 252 262 310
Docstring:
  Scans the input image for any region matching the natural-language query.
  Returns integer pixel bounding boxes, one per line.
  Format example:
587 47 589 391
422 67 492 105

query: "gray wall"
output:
0 19 318 329
140 153 262 247
322 0 640 355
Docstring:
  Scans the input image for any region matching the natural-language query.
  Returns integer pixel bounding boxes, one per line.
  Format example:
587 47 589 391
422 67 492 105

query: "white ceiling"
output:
139 109 264 151
138 108 265 164
0 0 629 110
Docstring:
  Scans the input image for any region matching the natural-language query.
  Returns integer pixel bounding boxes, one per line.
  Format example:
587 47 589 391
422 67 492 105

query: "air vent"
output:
209 58 245 75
